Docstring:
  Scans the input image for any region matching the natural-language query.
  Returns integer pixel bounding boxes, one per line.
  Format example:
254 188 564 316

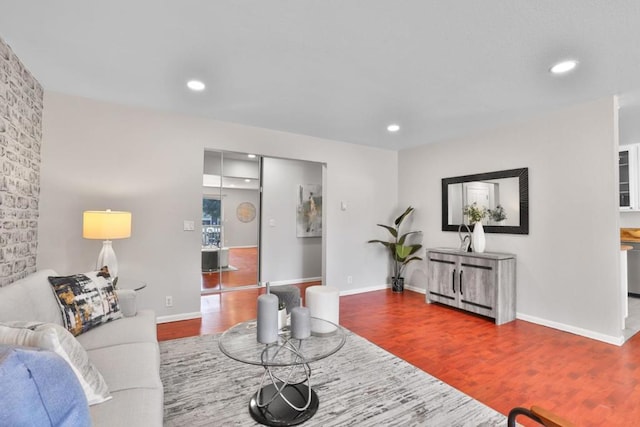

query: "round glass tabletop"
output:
219 319 346 367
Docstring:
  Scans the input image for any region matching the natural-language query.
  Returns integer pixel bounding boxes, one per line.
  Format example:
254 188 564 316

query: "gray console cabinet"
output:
426 249 516 325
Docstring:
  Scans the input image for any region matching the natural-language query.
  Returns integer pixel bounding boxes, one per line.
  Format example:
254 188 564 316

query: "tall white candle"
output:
290 306 311 339
257 293 279 344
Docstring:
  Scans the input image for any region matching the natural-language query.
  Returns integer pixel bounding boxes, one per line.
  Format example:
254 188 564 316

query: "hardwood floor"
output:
159 282 319 340
157 289 640 426
201 247 259 290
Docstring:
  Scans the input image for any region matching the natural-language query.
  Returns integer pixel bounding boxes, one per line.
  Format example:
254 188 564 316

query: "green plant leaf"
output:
394 206 414 227
376 224 398 238
406 244 422 257
396 244 422 261
398 231 421 245
367 239 394 250
395 245 412 259
403 256 423 265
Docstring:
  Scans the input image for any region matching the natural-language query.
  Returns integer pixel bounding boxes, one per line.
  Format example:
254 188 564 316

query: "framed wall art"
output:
296 184 322 237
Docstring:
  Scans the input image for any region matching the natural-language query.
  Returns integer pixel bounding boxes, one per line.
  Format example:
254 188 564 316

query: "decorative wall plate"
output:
236 202 256 223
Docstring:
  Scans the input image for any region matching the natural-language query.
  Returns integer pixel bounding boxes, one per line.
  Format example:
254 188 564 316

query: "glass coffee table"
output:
219 319 346 426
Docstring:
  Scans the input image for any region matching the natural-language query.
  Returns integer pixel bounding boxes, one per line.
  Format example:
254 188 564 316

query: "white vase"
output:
473 222 486 253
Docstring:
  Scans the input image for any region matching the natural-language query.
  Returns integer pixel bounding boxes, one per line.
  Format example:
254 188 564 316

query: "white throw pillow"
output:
0 321 111 405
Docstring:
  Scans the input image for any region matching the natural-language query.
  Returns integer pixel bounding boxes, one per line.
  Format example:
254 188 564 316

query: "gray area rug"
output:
160 331 506 426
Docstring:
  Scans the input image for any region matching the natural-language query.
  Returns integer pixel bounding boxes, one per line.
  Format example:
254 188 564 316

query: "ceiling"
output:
1 1 640 151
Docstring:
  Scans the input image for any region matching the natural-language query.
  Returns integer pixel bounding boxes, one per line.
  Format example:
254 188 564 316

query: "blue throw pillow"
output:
0 344 91 426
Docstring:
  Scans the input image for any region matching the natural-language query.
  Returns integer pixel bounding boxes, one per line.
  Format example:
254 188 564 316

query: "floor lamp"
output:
83 210 132 281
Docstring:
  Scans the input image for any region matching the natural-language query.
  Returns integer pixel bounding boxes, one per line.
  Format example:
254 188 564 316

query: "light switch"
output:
341 201 348 211
183 220 195 231
269 219 276 227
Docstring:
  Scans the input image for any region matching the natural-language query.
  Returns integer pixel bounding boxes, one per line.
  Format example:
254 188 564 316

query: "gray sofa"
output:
0 269 163 426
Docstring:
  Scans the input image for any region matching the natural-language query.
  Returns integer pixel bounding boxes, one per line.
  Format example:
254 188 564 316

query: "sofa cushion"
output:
90 387 164 427
0 269 63 325
87 342 161 392
0 344 91 427
48 272 122 336
76 309 158 351
0 321 111 405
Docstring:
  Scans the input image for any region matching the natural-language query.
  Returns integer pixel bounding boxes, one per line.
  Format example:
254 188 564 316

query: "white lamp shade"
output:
83 211 132 240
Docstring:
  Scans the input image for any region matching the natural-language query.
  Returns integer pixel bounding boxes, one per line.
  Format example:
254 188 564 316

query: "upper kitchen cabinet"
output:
620 144 639 211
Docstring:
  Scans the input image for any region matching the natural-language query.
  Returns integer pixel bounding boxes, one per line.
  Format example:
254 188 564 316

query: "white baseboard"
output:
269 277 322 287
337 284 426 296
156 312 202 324
404 285 426 294
339 284 389 296
516 312 624 346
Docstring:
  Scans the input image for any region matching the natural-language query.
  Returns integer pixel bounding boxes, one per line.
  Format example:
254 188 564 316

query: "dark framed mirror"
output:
442 168 529 234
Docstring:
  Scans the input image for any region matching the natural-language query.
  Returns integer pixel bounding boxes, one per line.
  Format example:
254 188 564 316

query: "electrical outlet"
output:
165 296 173 307
347 275 353 284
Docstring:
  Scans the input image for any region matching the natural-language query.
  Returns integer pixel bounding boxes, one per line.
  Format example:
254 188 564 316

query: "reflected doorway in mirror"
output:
442 168 529 235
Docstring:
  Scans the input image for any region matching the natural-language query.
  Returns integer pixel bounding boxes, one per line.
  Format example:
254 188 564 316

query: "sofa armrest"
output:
115 289 137 317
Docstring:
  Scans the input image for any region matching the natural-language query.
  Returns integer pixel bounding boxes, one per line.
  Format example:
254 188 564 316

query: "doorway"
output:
200 150 325 296
201 151 261 293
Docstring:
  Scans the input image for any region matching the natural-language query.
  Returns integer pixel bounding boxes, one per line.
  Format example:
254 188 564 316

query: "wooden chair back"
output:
507 405 576 427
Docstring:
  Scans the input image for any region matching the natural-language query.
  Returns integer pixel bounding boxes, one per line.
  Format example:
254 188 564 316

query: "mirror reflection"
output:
202 150 261 293
448 178 519 226
442 168 529 234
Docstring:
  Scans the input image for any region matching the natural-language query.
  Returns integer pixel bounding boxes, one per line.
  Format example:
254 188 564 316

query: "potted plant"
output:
368 206 422 292
463 203 487 252
488 204 507 225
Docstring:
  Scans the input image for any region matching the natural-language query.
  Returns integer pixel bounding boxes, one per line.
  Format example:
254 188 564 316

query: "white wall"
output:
620 212 640 228
38 92 397 319
261 157 322 283
399 97 622 343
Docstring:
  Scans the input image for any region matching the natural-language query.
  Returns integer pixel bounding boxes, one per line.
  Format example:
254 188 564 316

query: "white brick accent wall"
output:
0 37 43 286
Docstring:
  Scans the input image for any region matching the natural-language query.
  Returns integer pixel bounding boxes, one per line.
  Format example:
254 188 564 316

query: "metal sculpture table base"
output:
249 382 319 426
249 339 317 426
218 320 345 427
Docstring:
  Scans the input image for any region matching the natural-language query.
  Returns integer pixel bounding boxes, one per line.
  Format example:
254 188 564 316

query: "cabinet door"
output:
427 252 458 306
458 257 495 317
620 144 638 210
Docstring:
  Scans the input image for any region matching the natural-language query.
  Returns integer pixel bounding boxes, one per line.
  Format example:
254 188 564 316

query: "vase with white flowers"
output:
463 203 487 252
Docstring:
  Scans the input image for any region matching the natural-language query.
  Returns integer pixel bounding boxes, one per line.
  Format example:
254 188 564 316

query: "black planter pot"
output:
391 277 405 293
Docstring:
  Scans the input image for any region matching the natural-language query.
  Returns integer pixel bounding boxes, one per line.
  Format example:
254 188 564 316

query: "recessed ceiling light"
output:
247 154 256 159
187 80 206 91
387 124 400 132
550 59 578 75
244 179 251 183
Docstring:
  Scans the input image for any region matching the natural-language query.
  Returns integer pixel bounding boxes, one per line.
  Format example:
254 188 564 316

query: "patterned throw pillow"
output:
48 272 122 336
